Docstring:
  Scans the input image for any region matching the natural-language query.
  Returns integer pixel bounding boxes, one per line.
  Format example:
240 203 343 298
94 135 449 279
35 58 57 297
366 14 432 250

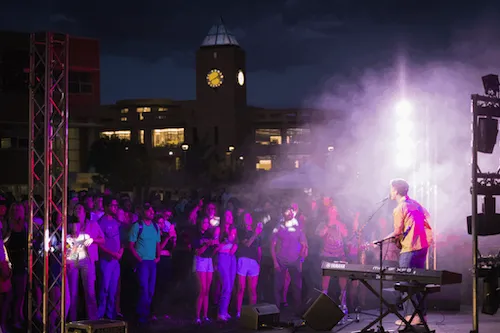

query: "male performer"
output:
384 179 433 326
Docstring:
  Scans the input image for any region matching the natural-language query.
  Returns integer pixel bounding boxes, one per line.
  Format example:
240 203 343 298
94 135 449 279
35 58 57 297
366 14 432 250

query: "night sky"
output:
2 0 500 107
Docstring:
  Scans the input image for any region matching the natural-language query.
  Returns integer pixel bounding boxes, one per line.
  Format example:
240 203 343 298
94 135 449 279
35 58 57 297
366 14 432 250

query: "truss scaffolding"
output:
28 32 69 333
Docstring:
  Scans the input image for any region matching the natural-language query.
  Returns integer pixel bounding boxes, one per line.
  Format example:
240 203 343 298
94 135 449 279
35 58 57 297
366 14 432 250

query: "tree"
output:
88 137 151 192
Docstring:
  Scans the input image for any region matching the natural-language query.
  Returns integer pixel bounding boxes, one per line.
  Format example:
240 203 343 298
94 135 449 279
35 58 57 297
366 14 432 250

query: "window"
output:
175 157 181 171
286 128 311 144
68 128 80 172
139 130 145 144
256 156 273 171
69 71 93 94
255 129 282 145
157 115 167 120
137 107 151 121
288 154 309 169
100 130 131 141
158 107 168 112
121 108 129 114
120 117 127 122
0 138 12 149
152 128 184 147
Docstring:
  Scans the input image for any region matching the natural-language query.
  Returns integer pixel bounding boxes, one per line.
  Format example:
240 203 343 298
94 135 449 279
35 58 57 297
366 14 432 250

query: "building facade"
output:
0 31 102 194
100 20 340 188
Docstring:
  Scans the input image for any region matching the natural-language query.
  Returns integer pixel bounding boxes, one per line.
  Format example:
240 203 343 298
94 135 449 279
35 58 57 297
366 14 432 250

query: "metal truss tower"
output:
470 92 500 333
28 32 69 333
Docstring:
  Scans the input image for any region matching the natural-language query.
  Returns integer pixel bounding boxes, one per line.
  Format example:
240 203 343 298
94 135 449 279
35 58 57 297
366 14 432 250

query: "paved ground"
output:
124 306 499 333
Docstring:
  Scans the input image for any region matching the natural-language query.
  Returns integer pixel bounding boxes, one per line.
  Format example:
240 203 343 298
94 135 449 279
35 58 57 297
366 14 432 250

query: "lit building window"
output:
152 128 184 147
286 128 311 144
120 117 127 122
0 138 12 149
255 129 282 145
137 107 151 121
139 130 145 144
120 108 129 114
100 130 131 141
288 154 309 169
69 128 80 173
175 157 181 171
158 107 168 112
256 156 273 171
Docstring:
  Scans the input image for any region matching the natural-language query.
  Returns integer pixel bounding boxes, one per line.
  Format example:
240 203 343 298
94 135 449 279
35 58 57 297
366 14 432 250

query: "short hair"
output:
390 179 410 196
102 195 116 208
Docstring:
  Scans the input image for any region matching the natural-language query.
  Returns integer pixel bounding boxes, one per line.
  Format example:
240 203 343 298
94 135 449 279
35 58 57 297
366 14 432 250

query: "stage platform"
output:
128 306 500 333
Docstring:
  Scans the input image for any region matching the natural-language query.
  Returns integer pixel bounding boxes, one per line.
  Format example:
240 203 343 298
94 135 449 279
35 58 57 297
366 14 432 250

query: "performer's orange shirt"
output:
393 196 433 253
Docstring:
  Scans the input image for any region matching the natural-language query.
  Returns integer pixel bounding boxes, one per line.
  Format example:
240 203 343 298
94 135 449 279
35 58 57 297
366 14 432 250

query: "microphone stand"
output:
373 236 397 333
348 198 388 242
346 199 388 325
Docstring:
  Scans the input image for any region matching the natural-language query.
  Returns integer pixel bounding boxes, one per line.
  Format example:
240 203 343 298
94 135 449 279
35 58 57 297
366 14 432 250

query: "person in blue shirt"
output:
129 203 161 324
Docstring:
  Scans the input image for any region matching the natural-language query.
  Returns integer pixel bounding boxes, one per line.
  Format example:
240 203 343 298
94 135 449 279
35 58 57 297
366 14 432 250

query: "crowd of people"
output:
0 187 403 332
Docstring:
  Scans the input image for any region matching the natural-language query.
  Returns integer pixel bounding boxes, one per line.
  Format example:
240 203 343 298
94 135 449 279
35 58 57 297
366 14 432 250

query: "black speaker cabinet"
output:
240 303 280 330
303 293 345 331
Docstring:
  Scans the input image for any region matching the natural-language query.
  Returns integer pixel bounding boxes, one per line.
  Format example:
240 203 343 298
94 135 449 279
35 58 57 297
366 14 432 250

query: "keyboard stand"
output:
351 280 436 333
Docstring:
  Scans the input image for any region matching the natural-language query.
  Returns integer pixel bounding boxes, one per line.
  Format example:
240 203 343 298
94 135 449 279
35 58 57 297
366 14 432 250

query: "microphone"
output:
377 197 389 204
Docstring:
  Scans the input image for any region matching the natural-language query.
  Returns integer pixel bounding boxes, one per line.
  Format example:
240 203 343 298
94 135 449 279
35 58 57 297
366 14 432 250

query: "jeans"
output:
274 259 302 312
136 260 157 322
98 259 120 319
67 258 98 320
399 247 428 317
218 253 236 316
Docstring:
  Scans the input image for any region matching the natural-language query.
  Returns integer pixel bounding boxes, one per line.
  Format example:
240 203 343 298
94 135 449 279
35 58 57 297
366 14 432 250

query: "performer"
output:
383 179 433 326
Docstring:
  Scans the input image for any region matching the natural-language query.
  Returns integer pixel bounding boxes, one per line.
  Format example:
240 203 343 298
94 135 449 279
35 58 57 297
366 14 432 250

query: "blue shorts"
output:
194 256 214 273
237 257 260 277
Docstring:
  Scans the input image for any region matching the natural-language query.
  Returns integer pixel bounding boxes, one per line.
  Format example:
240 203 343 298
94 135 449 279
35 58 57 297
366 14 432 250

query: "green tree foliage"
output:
88 137 151 192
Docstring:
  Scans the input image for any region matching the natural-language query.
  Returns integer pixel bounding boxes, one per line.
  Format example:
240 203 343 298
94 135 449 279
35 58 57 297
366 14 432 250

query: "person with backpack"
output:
129 203 161 324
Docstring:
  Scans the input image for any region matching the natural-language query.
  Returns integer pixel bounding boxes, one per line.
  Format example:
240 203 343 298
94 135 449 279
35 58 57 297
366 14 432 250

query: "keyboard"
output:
322 262 462 285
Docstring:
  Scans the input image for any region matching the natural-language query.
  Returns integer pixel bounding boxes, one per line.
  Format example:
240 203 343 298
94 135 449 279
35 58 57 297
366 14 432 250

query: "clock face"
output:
207 69 224 88
237 70 245 86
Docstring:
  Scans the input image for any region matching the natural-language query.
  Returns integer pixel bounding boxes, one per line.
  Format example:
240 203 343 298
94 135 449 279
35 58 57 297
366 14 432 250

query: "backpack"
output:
135 220 159 241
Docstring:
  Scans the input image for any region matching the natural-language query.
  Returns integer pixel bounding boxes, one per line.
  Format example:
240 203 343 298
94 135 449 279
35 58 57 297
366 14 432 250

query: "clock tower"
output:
195 19 247 150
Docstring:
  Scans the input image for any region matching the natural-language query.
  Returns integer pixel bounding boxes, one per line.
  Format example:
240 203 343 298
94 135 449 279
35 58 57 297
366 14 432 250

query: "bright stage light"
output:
397 137 415 150
396 119 413 134
395 152 413 169
395 100 412 117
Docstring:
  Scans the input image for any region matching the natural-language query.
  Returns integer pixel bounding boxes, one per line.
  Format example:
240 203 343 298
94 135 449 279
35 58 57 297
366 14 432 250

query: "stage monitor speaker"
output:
303 293 345 331
240 303 280 330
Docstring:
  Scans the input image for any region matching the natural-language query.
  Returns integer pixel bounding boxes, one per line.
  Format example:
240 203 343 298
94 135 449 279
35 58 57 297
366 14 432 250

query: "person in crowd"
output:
206 202 220 227
316 205 348 310
217 214 237 321
236 212 262 317
67 203 104 321
271 207 308 313
83 194 95 220
193 215 219 323
6 202 28 329
0 200 11 333
48 210 70 333
92 195 105 221
152 213 177 320
129 203 161 324
114 207 127 317
98 196 122 320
